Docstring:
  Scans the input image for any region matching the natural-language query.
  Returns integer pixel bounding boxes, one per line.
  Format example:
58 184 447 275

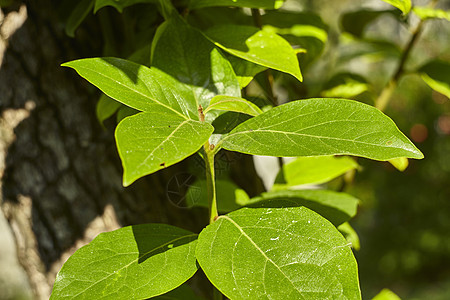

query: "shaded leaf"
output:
381 0 411 15
116 111 213 186
196 207 361 299
186 179 249 212
151 14 241 122
321 73 370 99
62 58 199 119
245 189 359 226
340 9 400 38
204 96 263 117
205 24 302 82
94 0 158 13
189 0 285 10
274 156 359 188
338 222 360 251
51 224 198 299
116 105 139 123
65 0 94 37
413 6 450 21
338 38 401 63
419 59 450 98
219 98 423 161
227 55 267 88
97 94 122 125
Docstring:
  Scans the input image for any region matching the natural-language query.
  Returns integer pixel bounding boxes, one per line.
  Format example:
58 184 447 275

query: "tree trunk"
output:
0 1 208 299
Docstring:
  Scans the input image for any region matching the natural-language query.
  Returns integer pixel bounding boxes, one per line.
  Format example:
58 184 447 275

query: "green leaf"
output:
116 111 214 186
245 189 359 226
151 15 241 122
372 288 401 300
204 96 263 117
51 224 198 299
204 24 302 82
261 11 328 66
338 222 360 251
388 157 409 171
186 179 249 212
116 105 139 123
340 9 400 38
321 73 370 99
97 94 122 125
94 0 157 13
153 284 204 300
62 58 199 119
380 0 411 15
227 55 267 88
418 59 450 98
65 0 94 38
196 207 361 299
219 98 424 161
413 6 450 21
274 156 359 188
189 0 285 10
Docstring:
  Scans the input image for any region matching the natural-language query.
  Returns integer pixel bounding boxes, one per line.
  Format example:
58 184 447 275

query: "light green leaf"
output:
380 0 411 15
204 96 263 117
389 157 409 171
96 94 122 125
196 207 361 299
153 284 204 300
65 0 94 38
274 156 359 188
338 222 360 251
204 25 302 82
186 179 249 212
219 98 424 161
321 73 370 99
116 111 214 186
189 0 285 10
245 189 359 226
62 58 199 119
413 6 450 21
419 59 450 98
51 224 198 299
227 55 267 88
94 0 157 13
151 15 241 122
372 288 401 300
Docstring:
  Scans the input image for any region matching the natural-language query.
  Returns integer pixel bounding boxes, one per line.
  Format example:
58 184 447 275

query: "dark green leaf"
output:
97 94 122 125
274 156 359 188
227 55 267 88
196 207 361 299
204 25 302 82
94 0 157 13
219 98 423 161
418 59 450 98
51 224 198 299
340 9 400 38
62 57 199 119
189 0 285 10
153 284 204 300
116 110 213 186
321 73 370 98
116 105 139 123
186 179 249 212
151 15 241 122
245 189 359 226
204 96 263 117
65 0 94 37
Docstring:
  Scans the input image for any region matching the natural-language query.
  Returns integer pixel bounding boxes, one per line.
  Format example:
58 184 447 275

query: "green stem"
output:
204 145 218 224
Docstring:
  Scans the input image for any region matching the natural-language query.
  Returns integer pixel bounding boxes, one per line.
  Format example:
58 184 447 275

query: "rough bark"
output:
0 1 207 299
